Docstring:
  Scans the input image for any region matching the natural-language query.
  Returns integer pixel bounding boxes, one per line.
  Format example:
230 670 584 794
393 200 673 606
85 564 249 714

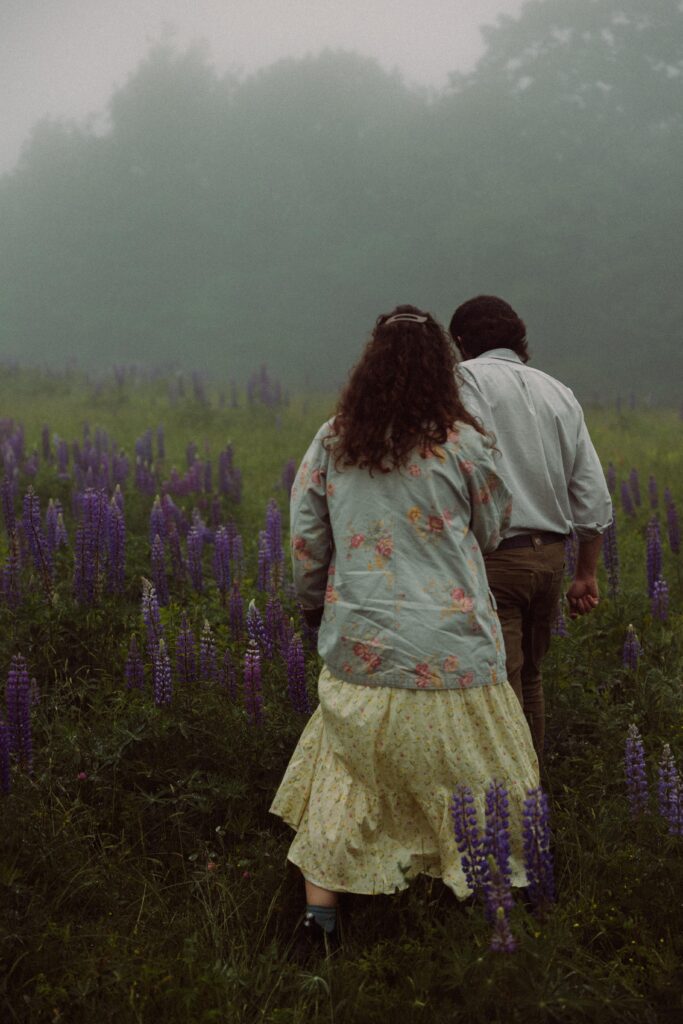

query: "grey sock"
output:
305 904 337 933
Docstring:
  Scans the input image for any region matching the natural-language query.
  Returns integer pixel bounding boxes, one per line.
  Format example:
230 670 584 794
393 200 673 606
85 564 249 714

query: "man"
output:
450 295 612 760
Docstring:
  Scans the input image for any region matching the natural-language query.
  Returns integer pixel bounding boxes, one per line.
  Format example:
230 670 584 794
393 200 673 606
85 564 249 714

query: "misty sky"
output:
1 0 527 174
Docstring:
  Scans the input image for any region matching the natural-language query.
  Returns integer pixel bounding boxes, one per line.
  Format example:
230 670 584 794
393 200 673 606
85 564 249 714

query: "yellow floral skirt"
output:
269 666 539 898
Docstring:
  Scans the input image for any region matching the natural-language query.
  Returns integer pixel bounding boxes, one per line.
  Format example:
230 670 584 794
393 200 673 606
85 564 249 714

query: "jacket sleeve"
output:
289 431 333 610
568 412 613 540
465 435 512 553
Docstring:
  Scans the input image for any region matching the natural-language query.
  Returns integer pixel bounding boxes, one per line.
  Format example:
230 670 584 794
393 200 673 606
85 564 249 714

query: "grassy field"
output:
1 366 682 1024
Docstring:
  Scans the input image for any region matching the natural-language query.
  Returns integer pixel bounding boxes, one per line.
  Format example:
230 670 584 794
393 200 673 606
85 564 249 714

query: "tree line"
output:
1 0 681 399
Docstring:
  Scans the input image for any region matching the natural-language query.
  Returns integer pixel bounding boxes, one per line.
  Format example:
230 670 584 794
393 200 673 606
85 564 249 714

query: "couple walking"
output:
270 295 612 951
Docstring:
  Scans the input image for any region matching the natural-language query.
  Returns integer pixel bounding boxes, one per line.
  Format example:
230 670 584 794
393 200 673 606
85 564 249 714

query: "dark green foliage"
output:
1 375 683 1023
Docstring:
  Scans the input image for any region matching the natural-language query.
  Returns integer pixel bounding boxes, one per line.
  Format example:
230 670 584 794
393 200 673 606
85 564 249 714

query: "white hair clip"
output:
384 313 428 325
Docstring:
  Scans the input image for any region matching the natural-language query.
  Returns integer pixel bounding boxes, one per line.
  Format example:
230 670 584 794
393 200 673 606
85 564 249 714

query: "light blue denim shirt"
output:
290 421 511 690
457 349 612 540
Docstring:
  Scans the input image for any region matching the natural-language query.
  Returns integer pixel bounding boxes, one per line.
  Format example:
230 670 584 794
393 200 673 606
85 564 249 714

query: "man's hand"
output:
566 576 599 618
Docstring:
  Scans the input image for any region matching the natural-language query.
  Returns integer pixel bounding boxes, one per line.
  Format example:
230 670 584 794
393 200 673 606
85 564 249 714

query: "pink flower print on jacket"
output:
408 463 421 477
450 587 474 613
428 515 444 533
443 655 460 673
375 536 393 559
458 671 475 688
353 641 382 673
349 533 365 549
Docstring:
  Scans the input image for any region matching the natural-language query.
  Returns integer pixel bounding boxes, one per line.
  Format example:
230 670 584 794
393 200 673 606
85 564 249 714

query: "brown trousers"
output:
484 541 565 760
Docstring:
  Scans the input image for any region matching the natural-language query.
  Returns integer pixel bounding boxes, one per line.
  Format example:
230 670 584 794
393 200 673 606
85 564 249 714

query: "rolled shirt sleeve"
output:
290 431 333 610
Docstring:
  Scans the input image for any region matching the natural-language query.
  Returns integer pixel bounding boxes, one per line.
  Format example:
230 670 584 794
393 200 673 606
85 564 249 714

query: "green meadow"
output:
1 367 682 1024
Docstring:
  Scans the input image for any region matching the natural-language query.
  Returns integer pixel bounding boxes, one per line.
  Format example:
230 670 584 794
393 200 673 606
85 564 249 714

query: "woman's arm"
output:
290 432 333 614
464 436 512 553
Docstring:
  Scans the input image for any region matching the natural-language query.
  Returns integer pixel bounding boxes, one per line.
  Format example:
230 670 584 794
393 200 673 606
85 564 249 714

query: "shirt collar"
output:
474 348 522 363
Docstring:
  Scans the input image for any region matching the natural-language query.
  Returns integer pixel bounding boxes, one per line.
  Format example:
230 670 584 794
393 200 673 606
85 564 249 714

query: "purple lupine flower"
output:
489 901 517 953
602 515 620 598
666 498 680 556
247 600 274 658
73 489 109 602
551 604 569 638
213 526 231 602
622 624 643 671
522 787 555 913
620 481 635 518
1 477 16 536
199 619 218 684
151 534 169 606
646 517 662 598
125 636 145 691
657 744 683 836
229 582 244 639
175 614 197 685
0 718 10 795
156 425 165 461
222 649 238 702
265 499 284 586
257 530 270 592
1 534 22 609
605 462 616 495
450 784 486 894
624 724 649 817
483 781 512 905
152 638 173 707
286 633 312 715
166 523 186 585
107 499 126 594
141 578 164 659
282 458 297 496
135 428 154 465
22 487 53 596
6 655 33 773
187 526 204 593
651 576 669 621
218 445 242 503
203 459 212 494
150 496 166 546
266 594 286 652
243 640 264 724
45 499 67 554
629 468 641 507
648 475 658 510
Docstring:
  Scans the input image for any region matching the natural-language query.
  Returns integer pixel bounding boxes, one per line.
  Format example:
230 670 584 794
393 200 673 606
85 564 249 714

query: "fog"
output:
1 0 681 400
1 0 526 175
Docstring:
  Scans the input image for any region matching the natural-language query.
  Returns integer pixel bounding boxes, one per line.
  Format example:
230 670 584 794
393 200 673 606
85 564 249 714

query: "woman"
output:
270 305 539 952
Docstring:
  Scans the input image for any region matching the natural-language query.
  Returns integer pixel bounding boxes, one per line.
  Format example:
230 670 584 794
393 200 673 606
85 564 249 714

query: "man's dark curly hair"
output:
449 295 530 363
328 304 487 472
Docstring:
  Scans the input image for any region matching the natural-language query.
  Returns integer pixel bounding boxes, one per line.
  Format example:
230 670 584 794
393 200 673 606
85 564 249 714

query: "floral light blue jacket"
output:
290 421 512 690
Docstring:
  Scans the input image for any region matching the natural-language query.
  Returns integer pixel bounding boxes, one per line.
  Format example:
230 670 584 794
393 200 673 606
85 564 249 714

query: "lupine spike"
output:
152 638 173 707
620 481 635 519
657 744 683 836
243 640 264 725
286 633 312 715
622 624 643 671
199 619 218 684
151 533 169 606
522 787 555 914
450 784 487 894
629 468 641 507
646 517 663 598
624 724 649 816
651 575 669 621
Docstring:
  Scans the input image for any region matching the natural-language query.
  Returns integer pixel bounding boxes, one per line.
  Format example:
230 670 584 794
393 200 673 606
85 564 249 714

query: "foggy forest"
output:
1 0 681 399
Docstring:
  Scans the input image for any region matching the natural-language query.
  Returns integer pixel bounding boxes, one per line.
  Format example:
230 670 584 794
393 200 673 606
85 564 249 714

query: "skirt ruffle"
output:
270 666 539 898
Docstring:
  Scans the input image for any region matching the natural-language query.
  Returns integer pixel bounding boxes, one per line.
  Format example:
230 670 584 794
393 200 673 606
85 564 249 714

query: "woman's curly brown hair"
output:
328 304 487 472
